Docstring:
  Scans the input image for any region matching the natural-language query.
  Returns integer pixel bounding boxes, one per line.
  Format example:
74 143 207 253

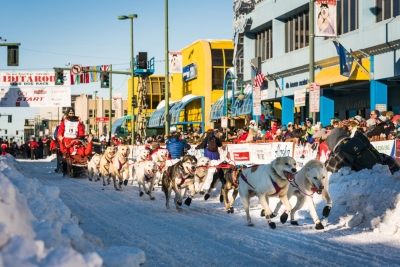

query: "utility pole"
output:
109 64 112 144
94 91 98 138
165 0 170 136
309 0 316 122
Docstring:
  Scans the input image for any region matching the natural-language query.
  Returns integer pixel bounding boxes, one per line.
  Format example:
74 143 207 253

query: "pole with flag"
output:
249 62 283 96
331 38 354 77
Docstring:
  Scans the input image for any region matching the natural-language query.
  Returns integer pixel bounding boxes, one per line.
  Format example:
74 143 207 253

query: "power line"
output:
20 48 127 60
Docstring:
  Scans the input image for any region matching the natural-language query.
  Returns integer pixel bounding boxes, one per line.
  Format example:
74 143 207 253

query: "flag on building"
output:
332 40 354 77
251 65 266 88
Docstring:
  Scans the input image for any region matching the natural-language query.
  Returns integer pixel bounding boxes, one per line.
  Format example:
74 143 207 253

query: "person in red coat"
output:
60 134 93 175
50 138 57 155
57 107 85 148
28 138 39 160
233 129 249 143
1 141 8 156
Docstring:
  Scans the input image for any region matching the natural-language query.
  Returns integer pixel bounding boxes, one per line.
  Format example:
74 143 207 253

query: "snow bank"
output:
0 154 146 267
327 164 400 235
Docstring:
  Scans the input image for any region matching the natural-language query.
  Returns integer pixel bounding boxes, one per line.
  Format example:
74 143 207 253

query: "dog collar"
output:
145 174 152 182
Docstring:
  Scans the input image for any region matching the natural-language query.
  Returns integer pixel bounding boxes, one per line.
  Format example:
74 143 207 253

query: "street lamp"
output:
94 91 98 137
47 112 52 135
118 14 138 142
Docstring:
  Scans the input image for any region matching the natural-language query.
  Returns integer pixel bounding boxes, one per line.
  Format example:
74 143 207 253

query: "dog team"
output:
86 144 332 230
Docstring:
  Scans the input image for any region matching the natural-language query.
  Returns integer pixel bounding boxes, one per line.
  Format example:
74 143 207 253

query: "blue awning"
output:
148 94 205 129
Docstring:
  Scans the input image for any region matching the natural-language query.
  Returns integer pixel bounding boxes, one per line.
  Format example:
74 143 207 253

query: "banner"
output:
371 140 395 157
253 86 261 116
309 83 320 113
315 0 337 37
0 71 71 87
0 86 71 107
294 89 306 107
112 93 121 110
169 52 182 73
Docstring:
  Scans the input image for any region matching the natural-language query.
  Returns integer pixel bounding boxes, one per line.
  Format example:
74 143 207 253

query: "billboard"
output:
315 0 337 37
0 71 71 87
0 87 71 107
169 52 182 73
182 63 197 82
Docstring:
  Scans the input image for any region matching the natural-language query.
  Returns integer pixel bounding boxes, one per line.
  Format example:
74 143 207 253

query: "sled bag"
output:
338 132 383 171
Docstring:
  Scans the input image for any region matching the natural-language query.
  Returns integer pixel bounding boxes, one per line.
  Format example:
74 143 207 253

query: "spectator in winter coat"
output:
38 138 44 159
348 121 363 138
50 137 57 154
195 129 222 160
166 133 191 160
366 116 386 138
28 138 39 160
1 141 7 156
57 108 85 148
233 129 249 143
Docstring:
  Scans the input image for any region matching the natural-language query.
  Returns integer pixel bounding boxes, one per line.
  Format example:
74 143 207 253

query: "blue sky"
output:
0 0 233 140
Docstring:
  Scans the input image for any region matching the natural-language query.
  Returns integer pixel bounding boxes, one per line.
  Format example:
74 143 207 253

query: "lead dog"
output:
136 161 157 200
238 156 297 228
109 145 131 191
162 155 197 210
88 153 102 181
272 159 332 230
128 148 151 186
151 148 170 186
100 146 116 186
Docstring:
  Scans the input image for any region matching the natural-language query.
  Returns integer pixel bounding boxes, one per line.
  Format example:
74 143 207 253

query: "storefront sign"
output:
347 99 369 109
294 89 306 107
285 79 308 89
315 0 337 37
0 71 71 86
309 83 320 112
182 63 197 82
0 87 71 107
253 86 261 115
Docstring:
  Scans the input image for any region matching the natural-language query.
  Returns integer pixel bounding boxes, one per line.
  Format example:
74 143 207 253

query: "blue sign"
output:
182 63 197 82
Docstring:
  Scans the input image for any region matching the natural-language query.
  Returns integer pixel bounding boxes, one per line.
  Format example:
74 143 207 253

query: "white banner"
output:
371 140 395 157
309 83 320 113
0 87 71 107
315 0 337 37
253 86 261 116
0 71 71 87
112 93 121 110
169 52 182 74
294 89 306 107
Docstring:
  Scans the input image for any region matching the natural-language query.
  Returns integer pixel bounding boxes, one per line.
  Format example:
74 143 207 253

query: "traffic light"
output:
25 119 29 126
42 120 47 127
132 96 137 108
7 45 19 66
55 68 64 85
5 130 7 134
8 115 11 123
16 131 18 135
100 72 110 88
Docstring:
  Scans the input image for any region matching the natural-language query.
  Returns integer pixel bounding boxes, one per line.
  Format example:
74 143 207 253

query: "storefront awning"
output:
306 58 370 88
148 94 204 128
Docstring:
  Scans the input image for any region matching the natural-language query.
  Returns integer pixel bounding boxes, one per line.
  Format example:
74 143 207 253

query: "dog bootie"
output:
322 206 331 217
184 197 192 206
139 192 144 197
219 195 224 203
315 222 324 230
280 212 289 224
123 180 128 186
290 220 299 226
268 222 276 229
204 193 210 201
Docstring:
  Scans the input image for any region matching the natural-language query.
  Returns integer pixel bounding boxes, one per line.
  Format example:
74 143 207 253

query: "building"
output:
225 0 400 127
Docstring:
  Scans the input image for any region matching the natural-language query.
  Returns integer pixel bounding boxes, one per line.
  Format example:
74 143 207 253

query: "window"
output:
89 109 93 118
225 49 234 66
285 11 309 53
105 109 109 118
376 0 400 22
337 0 359 34
255 26 273 60
212 68 224 90
211 49 223 66
124 110 127 116
112 110 115 118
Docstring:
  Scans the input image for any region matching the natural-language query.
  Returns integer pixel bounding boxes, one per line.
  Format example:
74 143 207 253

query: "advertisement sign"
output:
182 63 197 82
169 52 182 73
309 83 320 113
0 71 71 87
96 117 110 123
221 116 228 128
253 86 261 116
375 104 387 113
371 140 395 157
0 87 71 107
294 89 306 107
315 0 337 37
112 93 121 110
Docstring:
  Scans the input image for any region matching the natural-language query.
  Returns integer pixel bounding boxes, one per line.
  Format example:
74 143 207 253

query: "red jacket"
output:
50 140 57 151
57 117 85 147
28 141 39 149
233 132 248 143
59 140 92 157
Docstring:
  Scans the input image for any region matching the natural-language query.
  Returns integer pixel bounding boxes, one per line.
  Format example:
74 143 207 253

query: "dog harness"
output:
195 173 206 181
117 158 126 171
178 171 186 187
269 175 282 194
240 173 255 189
144 174 152 182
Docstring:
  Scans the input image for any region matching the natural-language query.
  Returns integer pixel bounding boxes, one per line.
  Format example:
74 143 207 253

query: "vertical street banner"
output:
112 93 121 110
315 0 337 37
169 52 182 73
253 86 261 115
309 83 320 113
294 89 306 107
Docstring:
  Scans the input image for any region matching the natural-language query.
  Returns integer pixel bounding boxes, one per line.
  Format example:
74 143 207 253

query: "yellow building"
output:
143 39 234 132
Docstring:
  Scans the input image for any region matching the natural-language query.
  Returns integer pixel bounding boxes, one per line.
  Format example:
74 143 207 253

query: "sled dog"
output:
109 145 130 191
136 161 157 200
193 156 211 194
238 156 297 228
162 155 197 210
151 148 170 186
272 159 332 230
88 153 102 181
100 146 116 186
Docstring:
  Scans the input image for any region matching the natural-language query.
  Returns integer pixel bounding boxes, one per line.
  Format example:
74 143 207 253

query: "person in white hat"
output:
247 120 258 142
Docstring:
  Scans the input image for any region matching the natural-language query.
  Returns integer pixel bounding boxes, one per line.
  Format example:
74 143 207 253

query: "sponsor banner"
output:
96 117 110 123
319 141 331 163
294 89 306 107
0 71 71 87
0 86 71 107
182 63 197 82
169 52 182 74
315 0 337 37
227 144 251 164
371 140 395 157
112 93 121 110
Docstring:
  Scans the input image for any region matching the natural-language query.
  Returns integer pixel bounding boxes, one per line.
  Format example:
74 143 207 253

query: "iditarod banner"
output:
315 0 337 37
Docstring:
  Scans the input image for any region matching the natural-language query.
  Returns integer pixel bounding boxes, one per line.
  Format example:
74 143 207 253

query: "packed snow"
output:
1 153 400 266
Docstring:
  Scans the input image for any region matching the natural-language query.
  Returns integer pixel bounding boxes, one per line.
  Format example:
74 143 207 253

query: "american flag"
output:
251 65 266 88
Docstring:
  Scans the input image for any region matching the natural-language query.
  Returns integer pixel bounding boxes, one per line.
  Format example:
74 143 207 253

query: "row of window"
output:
255 0 398 57
87 109 129 118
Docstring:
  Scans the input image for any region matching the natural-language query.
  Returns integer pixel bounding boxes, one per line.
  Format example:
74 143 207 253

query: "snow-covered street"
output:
2 155 400 266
